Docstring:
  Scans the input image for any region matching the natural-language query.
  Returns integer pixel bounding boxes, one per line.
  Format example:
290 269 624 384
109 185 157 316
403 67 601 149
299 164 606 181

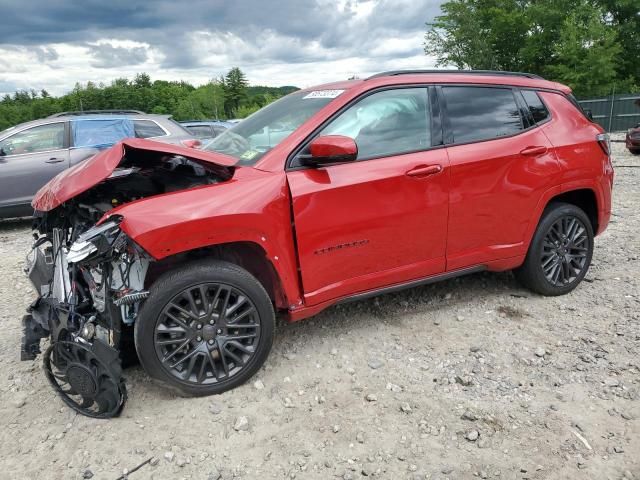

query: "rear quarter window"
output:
442 86 523 144
521 90 550 124
133 120 167 138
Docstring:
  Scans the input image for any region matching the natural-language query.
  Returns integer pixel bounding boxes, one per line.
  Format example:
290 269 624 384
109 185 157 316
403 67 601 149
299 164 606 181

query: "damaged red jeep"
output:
23 70 613 417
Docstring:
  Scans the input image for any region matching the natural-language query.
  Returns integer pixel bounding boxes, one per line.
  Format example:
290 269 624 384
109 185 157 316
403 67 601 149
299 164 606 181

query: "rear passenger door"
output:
441 85 561 270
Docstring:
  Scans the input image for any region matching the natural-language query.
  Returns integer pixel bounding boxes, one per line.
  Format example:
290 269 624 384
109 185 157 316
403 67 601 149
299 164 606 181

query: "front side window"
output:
133 120 166 138
0 122 65 156
521 90 550 124
319 88 431 160
442 86 523 144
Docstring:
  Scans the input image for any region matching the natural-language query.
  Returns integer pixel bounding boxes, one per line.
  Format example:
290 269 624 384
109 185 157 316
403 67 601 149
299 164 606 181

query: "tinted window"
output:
186 125 214 138
521 90 550 124
0 122 65 156
442 87 522 143
320 88 430 160
133 120 166 138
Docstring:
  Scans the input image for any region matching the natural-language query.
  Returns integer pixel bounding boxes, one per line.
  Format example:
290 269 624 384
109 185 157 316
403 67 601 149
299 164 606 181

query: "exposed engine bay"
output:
23 150 228 418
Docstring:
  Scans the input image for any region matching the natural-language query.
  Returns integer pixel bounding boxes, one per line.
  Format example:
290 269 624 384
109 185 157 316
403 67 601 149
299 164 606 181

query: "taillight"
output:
181 139 202 149
596 133 610 156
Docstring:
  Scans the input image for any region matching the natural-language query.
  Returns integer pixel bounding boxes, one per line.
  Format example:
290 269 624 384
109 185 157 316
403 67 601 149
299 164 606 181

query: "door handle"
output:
45 157 64 164
406 164 442 178
520 146 548 156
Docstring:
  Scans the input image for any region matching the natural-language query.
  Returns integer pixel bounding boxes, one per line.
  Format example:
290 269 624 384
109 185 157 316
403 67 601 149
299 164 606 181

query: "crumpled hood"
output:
32 138 237 212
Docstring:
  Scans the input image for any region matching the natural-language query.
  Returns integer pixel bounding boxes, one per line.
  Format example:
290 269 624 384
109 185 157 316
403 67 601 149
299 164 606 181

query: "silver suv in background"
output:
0 111 197 218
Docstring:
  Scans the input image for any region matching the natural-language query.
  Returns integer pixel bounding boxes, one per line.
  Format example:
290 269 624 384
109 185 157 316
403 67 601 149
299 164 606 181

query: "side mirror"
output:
303 135 358 166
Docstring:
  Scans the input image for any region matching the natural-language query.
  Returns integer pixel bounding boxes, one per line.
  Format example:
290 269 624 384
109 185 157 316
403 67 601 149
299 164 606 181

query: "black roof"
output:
366 69 543 80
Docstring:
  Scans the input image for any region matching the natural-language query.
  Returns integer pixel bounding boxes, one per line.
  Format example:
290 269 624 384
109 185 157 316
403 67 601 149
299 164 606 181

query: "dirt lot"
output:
0 136 637 480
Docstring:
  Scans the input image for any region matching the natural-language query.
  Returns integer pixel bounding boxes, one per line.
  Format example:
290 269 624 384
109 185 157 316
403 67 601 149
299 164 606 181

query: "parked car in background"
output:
0 111 198 218
626 124 640 154
179 120 233 141
24 70 613 418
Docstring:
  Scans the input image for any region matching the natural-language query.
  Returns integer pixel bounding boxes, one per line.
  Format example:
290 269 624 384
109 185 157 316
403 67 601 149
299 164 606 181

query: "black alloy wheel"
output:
154 282 261 385
515 202 594 296
540 215 590 286
135 260 274 396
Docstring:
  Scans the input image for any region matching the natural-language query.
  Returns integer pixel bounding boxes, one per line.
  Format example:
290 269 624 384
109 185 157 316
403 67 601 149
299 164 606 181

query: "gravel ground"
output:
0 136 637 480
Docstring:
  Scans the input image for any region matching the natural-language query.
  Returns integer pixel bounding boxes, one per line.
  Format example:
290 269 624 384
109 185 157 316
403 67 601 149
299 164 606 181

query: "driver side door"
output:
286 87 450 306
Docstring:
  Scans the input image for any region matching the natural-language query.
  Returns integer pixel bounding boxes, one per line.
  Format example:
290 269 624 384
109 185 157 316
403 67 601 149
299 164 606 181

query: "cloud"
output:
87 43 149 68
32 46 59 62
0 0 443 94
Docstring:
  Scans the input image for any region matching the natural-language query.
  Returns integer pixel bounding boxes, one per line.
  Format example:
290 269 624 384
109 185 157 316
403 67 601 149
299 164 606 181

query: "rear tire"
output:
134 260 274 396
514 202 593 296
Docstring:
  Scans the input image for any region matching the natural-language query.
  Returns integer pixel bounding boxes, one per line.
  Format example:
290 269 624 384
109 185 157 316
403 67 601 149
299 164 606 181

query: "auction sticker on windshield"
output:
303 90 344 99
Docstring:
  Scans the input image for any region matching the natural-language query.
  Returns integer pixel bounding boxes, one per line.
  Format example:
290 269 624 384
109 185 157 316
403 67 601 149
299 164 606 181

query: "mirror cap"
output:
307 135 358 165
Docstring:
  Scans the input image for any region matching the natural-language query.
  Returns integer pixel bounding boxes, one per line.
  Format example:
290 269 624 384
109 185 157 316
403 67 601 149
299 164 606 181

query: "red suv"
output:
24 70 614 417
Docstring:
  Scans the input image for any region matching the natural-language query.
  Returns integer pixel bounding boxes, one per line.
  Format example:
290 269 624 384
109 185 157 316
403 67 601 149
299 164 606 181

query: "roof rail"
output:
48 109 146 118
366 69 543 80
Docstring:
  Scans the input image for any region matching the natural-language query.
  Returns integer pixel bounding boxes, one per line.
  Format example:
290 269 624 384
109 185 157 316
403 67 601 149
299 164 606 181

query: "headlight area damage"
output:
22 139 235 418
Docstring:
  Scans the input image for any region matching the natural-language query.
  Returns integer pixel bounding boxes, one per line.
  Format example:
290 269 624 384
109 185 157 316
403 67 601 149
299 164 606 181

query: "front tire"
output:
134 260 275 396
515 202 594 296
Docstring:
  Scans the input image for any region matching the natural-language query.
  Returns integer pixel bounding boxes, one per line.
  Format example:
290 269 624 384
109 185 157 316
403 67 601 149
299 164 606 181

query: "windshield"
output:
202 90 342 165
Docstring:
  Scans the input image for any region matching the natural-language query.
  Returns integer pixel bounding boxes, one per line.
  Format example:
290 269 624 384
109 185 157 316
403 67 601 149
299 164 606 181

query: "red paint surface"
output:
33 74 613 321
309 135 358 160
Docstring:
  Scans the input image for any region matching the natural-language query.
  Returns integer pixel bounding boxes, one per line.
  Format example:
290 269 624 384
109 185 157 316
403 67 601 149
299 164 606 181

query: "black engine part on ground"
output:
43 339 127 418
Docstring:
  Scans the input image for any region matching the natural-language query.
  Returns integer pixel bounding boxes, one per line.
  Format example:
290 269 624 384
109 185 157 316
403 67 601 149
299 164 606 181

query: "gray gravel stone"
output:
367 358 384 369
465 430 479 441
234 416 249 431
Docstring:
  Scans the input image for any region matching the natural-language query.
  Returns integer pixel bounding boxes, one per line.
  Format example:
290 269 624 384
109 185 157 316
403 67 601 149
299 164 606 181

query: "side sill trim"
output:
336 266 486 305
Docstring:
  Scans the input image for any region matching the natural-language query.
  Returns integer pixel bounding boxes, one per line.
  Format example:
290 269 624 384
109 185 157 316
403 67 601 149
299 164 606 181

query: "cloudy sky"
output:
0 0 442 96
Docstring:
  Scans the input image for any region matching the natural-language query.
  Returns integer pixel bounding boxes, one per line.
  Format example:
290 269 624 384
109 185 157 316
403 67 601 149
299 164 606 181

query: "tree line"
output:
0 68 298 131
425 0 639 97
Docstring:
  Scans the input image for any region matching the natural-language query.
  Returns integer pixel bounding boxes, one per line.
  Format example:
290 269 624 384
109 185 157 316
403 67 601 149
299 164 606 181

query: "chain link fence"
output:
578 92 640 132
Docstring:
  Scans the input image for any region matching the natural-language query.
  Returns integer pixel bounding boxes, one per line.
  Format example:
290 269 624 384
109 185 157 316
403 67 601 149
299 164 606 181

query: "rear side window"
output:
442 86 523 143
133 120 166 138
521 90 550 124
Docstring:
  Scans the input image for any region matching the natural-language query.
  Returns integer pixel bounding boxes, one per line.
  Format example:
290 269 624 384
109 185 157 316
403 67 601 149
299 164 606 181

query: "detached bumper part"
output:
21 314 47 361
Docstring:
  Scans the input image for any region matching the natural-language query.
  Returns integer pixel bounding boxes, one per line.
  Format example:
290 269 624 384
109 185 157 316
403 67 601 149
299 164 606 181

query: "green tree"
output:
597 0 640 85
222 67 248 117
424 0 636 96
0 72 297 130
547 7 622 96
